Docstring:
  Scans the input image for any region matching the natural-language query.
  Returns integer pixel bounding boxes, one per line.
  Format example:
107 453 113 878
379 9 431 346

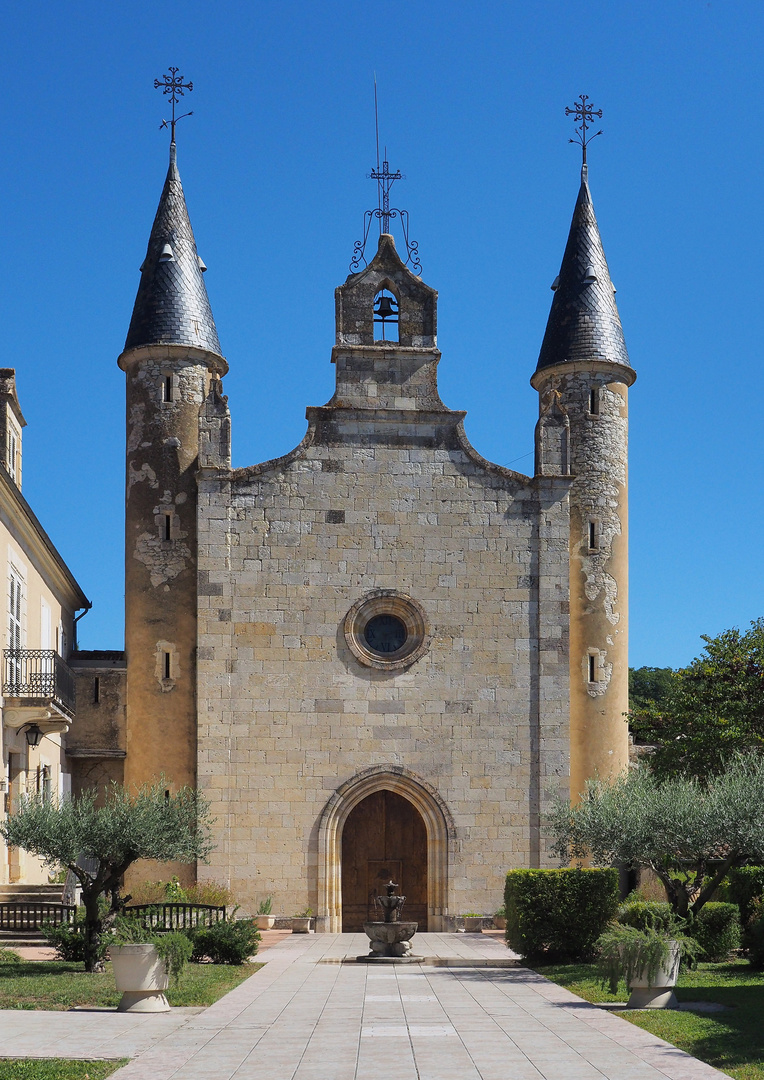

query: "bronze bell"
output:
374 294 397 320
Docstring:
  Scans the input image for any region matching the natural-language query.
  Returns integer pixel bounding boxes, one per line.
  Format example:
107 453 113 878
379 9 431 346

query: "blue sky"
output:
2 1 761 668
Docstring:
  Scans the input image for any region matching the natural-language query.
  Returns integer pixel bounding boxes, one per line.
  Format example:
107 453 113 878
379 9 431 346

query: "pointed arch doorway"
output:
317 766 454 933
341 789 427 931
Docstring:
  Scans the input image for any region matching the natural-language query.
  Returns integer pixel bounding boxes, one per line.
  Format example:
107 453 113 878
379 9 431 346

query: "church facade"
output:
71 142 635 928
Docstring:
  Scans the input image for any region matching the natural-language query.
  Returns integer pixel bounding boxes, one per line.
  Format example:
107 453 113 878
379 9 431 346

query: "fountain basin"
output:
363 921 418 958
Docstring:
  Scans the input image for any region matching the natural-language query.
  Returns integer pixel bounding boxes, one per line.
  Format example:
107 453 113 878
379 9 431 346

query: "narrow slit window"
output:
164 513 172 541
163 375 173 403
164 651 171 680
93 676 100 704
588 520 598 551
588 653 597 682
588 388 599 415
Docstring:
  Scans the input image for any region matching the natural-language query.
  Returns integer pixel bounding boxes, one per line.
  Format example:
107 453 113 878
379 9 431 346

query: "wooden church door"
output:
341 789 428 932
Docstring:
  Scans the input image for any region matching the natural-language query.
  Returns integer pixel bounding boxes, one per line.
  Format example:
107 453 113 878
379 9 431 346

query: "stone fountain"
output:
360 880 418 962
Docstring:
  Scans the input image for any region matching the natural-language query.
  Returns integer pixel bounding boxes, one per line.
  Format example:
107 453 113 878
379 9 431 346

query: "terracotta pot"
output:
493 916 506 930
256 915 276 930
110 943 170 1013
626 941 681 1009
463 917 483 933
291 917 313 933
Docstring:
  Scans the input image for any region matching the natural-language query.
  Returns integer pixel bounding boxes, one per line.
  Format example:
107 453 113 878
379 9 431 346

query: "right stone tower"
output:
531 161 636 801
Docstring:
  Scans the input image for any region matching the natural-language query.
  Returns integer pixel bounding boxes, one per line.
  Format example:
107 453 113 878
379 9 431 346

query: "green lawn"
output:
0 1062 128 1080
535 959 764 1080
0 960 262 1010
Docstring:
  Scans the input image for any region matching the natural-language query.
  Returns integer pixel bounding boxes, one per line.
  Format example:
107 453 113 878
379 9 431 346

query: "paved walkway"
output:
0 933 729 1079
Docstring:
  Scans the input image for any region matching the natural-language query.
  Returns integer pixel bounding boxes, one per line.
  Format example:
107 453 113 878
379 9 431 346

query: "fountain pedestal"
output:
363 921 418 957
358 879 420 963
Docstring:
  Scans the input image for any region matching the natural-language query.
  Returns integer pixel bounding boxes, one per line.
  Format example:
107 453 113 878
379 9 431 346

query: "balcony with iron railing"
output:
3 649 76 729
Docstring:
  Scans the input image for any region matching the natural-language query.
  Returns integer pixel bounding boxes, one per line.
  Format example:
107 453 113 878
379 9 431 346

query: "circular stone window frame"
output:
344 591 430 671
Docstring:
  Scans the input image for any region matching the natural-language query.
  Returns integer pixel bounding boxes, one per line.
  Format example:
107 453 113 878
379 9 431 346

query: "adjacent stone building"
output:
71 140 636 927
0 371 90 886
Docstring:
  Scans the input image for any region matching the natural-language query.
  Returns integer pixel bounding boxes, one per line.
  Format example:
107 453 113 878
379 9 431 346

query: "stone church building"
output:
69 139 635 930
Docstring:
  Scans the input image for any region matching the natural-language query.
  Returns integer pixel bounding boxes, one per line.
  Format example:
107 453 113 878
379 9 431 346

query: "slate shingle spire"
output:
535 164 631 374
125 142 222 356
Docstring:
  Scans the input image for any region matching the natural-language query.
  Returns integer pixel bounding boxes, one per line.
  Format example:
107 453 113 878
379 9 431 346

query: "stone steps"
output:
0 884 65 903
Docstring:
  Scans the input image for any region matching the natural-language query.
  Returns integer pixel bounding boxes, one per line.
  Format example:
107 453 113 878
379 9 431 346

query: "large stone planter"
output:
110 943 170 1013
363 921 418 957
627 942 680 1009
291 917 313 933
463 917 483 933
256 915 276 931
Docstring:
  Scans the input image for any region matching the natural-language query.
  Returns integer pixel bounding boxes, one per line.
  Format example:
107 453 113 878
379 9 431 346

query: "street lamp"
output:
24 724 43 748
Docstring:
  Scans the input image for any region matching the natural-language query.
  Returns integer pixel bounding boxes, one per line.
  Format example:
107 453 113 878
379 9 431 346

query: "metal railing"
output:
125 903 227 931
0 902 77 932
3 649 76 717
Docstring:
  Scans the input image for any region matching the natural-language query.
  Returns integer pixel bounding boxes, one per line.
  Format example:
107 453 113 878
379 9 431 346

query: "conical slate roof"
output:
125 143 222 356
535 165 631 374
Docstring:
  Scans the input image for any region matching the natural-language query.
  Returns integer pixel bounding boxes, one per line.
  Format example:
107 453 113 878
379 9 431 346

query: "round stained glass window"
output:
364 614 407 655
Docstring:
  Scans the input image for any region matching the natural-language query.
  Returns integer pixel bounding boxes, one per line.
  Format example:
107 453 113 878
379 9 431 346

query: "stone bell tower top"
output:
534 164 634 382
123 141 223 361
335 233 436 348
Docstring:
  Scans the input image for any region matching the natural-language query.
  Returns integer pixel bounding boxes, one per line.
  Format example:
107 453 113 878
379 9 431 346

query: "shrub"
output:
747 902 764 968
188 918 260 964
185 880 234 907
42 921 109 963
0 948 21 964
690 902 741 961
129 877 234 908
618 900 676 933
728 867 764 927
504 868 619 962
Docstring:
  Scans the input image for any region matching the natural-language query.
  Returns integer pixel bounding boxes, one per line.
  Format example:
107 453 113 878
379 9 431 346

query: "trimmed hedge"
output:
504 868 619 961
690 902 741 961
728 867 764 927
618 900 675 933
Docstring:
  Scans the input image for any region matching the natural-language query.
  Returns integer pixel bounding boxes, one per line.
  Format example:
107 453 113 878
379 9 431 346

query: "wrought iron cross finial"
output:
565 94 603 165
154 66 194 144
349 80 421 274
370 156 402 236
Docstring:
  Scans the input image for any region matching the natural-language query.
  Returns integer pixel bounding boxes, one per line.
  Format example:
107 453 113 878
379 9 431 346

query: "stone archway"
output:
317 766 454 933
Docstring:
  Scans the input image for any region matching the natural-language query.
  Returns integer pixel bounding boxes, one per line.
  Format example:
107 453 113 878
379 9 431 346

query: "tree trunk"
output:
81 887 105 974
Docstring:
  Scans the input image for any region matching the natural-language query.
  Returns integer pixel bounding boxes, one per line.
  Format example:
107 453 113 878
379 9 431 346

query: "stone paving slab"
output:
0 933 731 1079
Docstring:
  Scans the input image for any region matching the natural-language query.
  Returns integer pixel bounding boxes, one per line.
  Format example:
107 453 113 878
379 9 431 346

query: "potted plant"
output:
291 907 313 933
597 923 701 1008
256 896 275 931
493 906 506 931
109 915 192 1013
462 913 483 933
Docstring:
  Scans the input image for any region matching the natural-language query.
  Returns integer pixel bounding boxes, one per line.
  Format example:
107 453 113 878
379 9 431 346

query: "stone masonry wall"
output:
195 365 571 924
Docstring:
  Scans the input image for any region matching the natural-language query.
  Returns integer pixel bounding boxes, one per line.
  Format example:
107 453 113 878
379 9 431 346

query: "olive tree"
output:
549 756 764 918
0 781 214 972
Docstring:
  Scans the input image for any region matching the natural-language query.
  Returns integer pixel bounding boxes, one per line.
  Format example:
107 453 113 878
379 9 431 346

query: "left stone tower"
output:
118 141 227 834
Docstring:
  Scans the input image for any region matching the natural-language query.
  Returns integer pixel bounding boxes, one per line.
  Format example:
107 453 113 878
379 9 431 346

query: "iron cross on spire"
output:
370 156 402 236
154 66 194 144
565 93 603 164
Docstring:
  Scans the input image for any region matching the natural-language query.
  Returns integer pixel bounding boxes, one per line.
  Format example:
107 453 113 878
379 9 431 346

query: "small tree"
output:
630 620 764 778
549 756 764 919
0 781 214 972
